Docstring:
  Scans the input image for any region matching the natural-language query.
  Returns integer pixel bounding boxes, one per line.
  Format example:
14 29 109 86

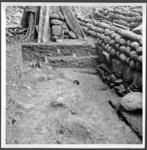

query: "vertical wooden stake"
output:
42 6 51 43
38 6 45 43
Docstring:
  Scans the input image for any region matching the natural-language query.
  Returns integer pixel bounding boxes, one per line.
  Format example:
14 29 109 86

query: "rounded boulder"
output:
120 92 142 111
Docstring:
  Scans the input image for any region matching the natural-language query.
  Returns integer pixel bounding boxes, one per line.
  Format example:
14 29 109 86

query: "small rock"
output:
110 74 117 82
90 43 96 49
110 82 115 88
120 92 142 111
50 97 65 108
114 84 126 96
114 79 123 85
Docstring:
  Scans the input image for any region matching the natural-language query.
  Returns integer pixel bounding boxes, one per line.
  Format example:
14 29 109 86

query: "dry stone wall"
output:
76 7 142 96
50 13 77 41
93 5 142 30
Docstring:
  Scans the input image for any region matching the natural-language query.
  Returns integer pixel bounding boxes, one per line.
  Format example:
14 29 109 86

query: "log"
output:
60 6 85 39
38 6 46 43
21 6 40 29
42 6 51 42
113 22 130 30
25 12 35 41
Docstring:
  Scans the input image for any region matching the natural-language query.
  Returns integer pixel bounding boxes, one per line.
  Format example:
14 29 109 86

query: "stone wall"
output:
76 13 142 96
93 5 142 30
50 13 77 41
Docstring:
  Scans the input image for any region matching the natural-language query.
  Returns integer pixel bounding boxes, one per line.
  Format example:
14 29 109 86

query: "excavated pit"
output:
6 40 142 144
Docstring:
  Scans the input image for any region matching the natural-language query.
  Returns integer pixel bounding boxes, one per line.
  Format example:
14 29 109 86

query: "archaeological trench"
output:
6 5 143 144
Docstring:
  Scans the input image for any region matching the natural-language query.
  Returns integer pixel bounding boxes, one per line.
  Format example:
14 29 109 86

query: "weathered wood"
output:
21 6 40 28
113 22 130 30
38 6 46 43
25 12 35 41
21 7 40 41
42 6 51 42
60 6 85 39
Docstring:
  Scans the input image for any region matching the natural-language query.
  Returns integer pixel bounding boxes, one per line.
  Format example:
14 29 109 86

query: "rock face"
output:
120 92 142 111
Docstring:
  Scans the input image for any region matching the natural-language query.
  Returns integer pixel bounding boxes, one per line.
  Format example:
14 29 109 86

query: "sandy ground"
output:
6 43 141 144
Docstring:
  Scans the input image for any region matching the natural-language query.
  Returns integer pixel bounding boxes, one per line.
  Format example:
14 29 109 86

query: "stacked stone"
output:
93 5 142 30
50 13 77 41
77 15 142 96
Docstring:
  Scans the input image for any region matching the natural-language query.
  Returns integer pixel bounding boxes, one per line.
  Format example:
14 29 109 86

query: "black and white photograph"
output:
1 2 146 149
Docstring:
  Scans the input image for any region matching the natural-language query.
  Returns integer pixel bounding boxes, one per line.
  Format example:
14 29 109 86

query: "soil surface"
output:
6 42 141 144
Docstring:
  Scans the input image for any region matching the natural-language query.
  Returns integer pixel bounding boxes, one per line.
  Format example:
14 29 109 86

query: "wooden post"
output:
60 6 85 39
38 6 45 43
42 6 51 43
